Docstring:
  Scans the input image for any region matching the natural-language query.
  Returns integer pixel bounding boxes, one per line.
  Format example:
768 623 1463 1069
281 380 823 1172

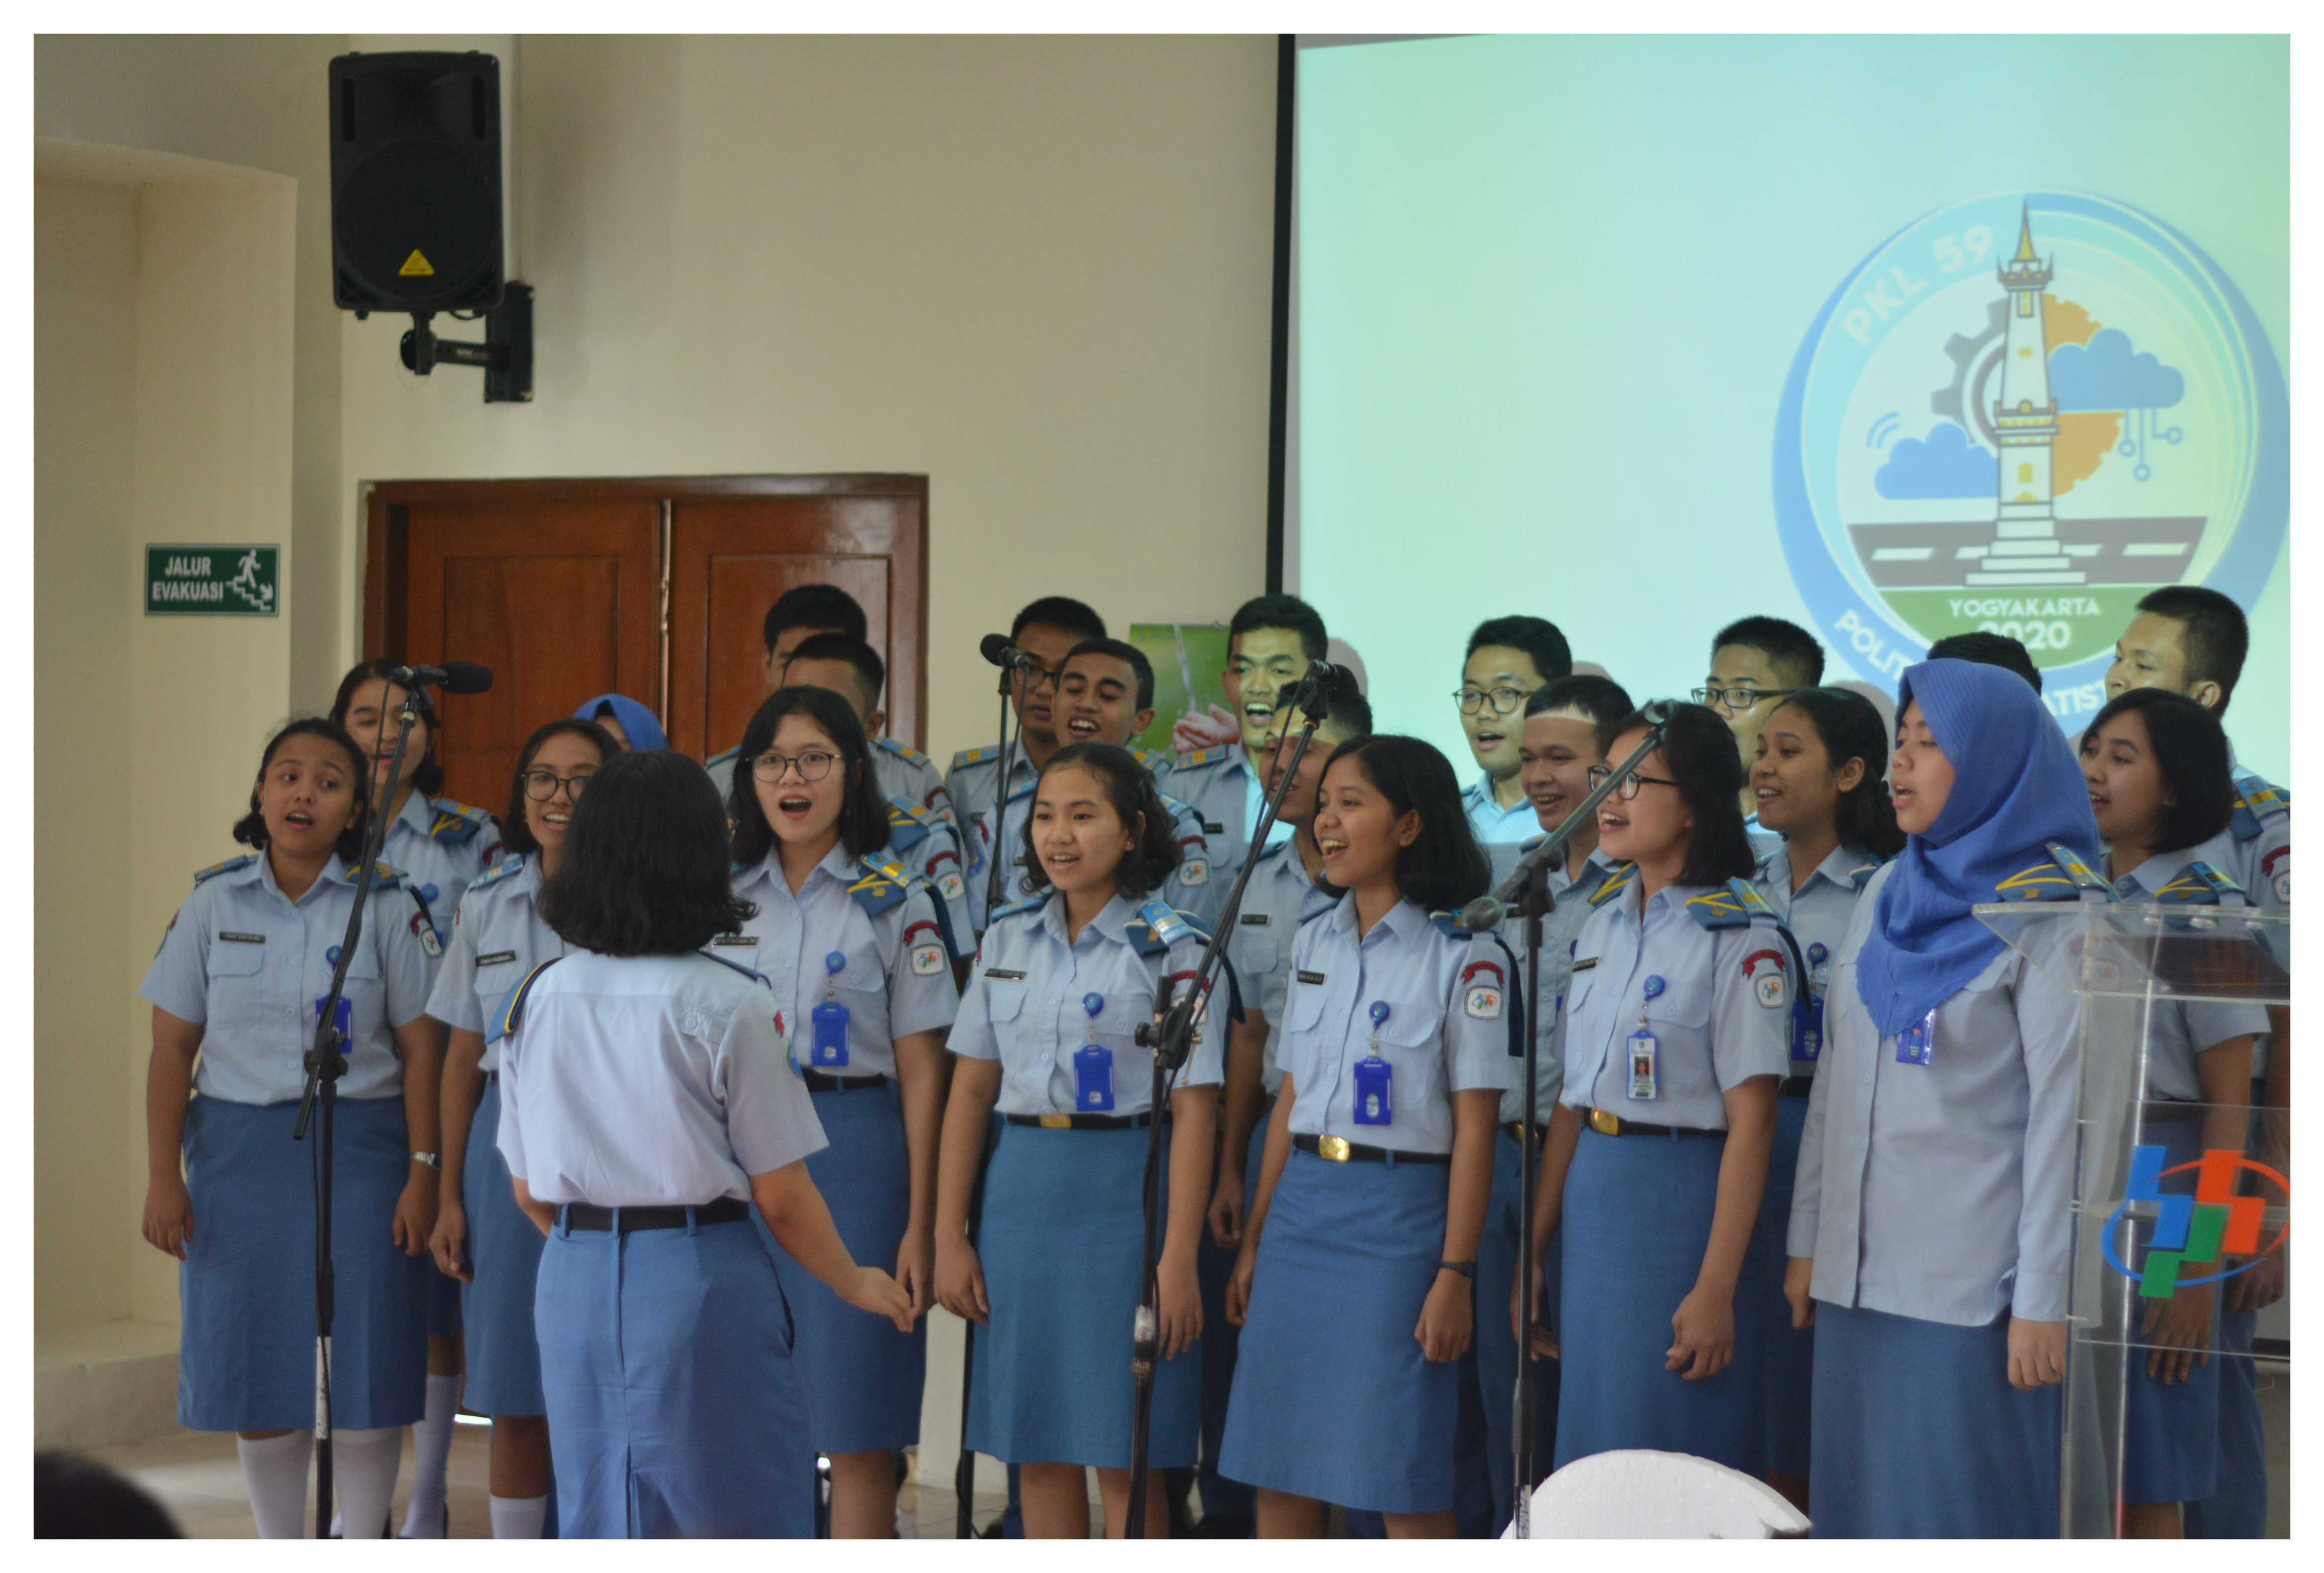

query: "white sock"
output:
236 1431 314 1539
489 1493 549 1539
402 1373 460 1534
334 1426 404 1539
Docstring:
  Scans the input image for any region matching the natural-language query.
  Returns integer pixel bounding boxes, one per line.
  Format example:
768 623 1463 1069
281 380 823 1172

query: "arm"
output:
891 1028 947 1320
141 1009 205 1259
934 1055 1002 1325
430 1028 487 1280
393 1015 445 1256
1417 1089 1499 1363
749 1159 913 1331
1157 1085 1219 1359
2232 1006 2290 1315
1784 1030 1834 1330
1225 1073 1299 1326
1666 1076 1777 1380
1210 1010 1269 1247
1517 1103 1585 1353
2007 939 2082 1390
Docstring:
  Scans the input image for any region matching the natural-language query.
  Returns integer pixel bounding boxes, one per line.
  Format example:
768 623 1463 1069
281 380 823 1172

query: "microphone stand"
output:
291 682 425 1539
1460 711 1670 1539
1122 675 1332 1537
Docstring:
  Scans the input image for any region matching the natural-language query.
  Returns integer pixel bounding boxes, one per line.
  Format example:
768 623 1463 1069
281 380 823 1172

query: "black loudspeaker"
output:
329 51 503 315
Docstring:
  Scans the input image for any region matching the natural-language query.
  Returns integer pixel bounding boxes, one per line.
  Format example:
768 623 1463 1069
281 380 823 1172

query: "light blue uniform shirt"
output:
2223 757 2290 913
423 853 566 1073
1557 877 1793 1131
1487 840 1623 1123
495 950 829 1207
140 852 436 1105
1752 842 1883 1082
1228 837 1339 1095
720 845 961 1080
880 798 975 957
379 791 502 970
1789 860 2082 1325
950 891 1227 1117
1169 743 1293 881
2109 843 2271 1104
712 737 953 831
1277 896 1516 1156
1741 811 1782 864
1462 773 1539 850
963 771 1216 936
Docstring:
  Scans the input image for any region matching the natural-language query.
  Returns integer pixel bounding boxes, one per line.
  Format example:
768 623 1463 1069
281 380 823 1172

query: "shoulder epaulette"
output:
698 951 770 989
469 853 527 893
876 735 931 769
1175 744 1231 770
426 799 496 845
1298 900 1336 926
1997 842 2115 903
1589 863 1639 906
1131 745 1167 771
192 853 257 886
950 745 1000 771
1128 898 1201 957
1847 860 1882 891
1685 880 1780 931
848 855 918 919
990 894 1047 925
339 859 406 890
2156 861 2247 906
2229 769 2289 842
488 956 566 1044
705 745 741 768
1158 790 1199 823
1430 911 1481 942
885 794 938 848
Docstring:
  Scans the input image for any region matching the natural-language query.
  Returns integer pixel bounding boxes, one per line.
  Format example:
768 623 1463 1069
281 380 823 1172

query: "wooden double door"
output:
363 476 927 811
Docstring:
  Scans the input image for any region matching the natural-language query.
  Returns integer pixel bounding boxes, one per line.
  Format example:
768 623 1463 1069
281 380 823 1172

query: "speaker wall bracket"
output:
399 282 533 403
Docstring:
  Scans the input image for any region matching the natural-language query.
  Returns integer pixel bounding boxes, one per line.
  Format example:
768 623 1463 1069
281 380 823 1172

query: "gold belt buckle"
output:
1317 1133 1352 1162
1588 1108 1621 1137
1038 1113 1072 1130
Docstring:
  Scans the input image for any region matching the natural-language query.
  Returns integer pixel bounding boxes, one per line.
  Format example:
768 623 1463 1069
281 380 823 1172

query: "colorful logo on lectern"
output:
2100 1144 2290 1298
1775 193 2287 728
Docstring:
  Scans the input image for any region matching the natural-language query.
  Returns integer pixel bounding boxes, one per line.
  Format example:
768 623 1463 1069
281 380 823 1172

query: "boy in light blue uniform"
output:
1169 595 1325 877
1697 616 1824 862
1454 616 1571 851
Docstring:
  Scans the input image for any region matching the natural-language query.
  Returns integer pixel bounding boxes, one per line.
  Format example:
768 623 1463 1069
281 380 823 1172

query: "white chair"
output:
1500 1449 1813 1538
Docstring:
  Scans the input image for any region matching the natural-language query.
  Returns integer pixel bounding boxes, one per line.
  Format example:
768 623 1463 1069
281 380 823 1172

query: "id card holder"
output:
1896 1011 1935 1067
1074 1041 1116 1111
313 994 353 1054
1797 992 1826 1064
1353 1055 1393 1126
811 999 851 1068
1627 1028 1659 1101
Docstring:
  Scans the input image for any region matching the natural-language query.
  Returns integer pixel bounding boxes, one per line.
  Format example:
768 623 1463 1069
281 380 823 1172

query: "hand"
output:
1225 1241 1258 1327
895 1226 936 1324
430 1200 472 1282
393 1169 439 1256
935 1235 990 1327
1784 1256 1817 1330
1173 704 1239 755
143 1174 194 1260
2007 1317 2067 1390
1208 1166 1246 1250
1157 1252 1204 1361
1667 1282 1736 1380
2225 1249 2285 1315
1509 1259 1559 1360
844 1266 916 1333
1415 1271 1474 1363
2140 1282 2217 1385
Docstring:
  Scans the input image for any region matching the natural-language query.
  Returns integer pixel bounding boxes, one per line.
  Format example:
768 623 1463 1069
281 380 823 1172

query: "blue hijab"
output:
573 693 669 754
1854 659 2101 1033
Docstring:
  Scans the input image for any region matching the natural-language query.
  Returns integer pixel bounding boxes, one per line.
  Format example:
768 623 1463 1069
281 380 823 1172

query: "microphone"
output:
1288 659 1343 720
1636 698 1676 725
979 633 1037 670
389 661 494 695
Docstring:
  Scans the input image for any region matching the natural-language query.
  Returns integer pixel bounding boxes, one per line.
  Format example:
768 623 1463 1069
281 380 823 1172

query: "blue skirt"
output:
1811 1302 2061 1537
966 1122 1199 1469
1752 1092 1814 1476
2183 1306 2265 1537
1218 1148 1456 1514
766 1083 926 1453
1476 1127 1561 1530
1556 1126 1765 1475
178 1095 430 1432
460 1079 547 1416
2120 1114 2221 1505
535 1211 812 1538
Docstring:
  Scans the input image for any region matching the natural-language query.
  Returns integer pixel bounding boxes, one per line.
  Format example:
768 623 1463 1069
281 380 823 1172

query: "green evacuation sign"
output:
145 545 279 616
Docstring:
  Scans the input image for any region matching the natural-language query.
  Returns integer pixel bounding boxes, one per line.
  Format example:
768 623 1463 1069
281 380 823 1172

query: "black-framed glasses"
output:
750 749 839 783
1586 764 1682 801
1452 684 1540 717
521 769 594 803
1692 684 1799 710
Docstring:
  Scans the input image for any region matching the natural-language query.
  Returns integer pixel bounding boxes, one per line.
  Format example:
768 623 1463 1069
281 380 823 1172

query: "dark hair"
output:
1767 689 1906 858
1230 593 1328 662
539 750 753 955
34 1450 180 1538
2135 585 2249 709
1062 636 1156 711
233 718 372 865
1017 742 1182 902
763 584 867 654
1011 595 1107 646
1466 615 1573 684
2080 689 2236 856
1318 666 1374 740
330 658 445 796
1600 703 1757 886
784 631 886 708
728 687 894 868
1710 616 1825 689
1314 735 1490 914
500 719 618 858
1525 673 1635 725
1927 630 2042 693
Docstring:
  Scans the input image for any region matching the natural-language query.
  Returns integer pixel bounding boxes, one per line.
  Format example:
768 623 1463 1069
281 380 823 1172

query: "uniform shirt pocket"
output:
204 936 269 1027
982 975 1029 1023
1371 1002 1446 1114
1644 977 1718 1096
1231 929 1279 987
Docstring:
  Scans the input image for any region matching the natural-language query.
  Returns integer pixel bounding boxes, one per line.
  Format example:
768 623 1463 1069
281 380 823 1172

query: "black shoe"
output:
1192 1514 1254 1539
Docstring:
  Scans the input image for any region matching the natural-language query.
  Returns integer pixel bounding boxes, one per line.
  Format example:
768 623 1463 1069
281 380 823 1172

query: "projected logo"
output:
1774 193 2286 723
2100 1143 2290 1299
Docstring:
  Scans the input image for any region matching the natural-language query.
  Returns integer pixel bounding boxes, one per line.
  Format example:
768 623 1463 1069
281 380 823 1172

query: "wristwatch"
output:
1439 1259 1477 1279
410 1151 441 1171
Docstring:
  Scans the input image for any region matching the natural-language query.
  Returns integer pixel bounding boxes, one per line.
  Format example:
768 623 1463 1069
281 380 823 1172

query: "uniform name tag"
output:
476 950 518 967
1240 913 1269 925
711 935 757 948
218 932 266 945
1297 969 1326 985
1570 956 1598 972
984 968 1027 981
1202 820 1226 835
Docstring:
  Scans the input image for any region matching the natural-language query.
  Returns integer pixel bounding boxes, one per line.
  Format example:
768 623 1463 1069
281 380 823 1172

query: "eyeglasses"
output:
1453 685 1540 717
1586 764 1682 801
750 749 839 784
521 769 594 803
1692 685 1799 710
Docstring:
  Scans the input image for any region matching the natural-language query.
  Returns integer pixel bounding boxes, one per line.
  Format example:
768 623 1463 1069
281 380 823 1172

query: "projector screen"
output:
1287 34 2290 786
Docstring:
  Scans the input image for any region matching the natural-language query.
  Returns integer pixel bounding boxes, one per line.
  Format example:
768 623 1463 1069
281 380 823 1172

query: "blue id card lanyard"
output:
1353 1001 1393 1126
810 951 851 1068
1074 992 1115 1111
1627 975 1663 1100
1896 1010 1936 1066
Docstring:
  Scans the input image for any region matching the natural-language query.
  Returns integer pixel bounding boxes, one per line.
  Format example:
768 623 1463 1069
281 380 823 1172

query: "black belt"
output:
2145 1102 2207 1125
1294 1132 1451 1165
800 1069 889 1094
1500 1120 1552 1148
1583 1108 1724 1140
561 1198 751 1233
1005 1111 1168 1131
1778 1076 1815 1100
